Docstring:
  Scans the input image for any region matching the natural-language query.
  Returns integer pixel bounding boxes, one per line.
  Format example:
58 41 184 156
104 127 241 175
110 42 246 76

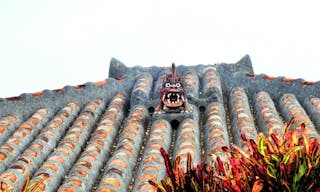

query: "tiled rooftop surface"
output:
0 55 320 191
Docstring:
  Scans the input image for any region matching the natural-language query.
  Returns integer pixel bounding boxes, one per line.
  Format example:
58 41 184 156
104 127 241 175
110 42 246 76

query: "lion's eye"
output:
165 82 171 87
176 83 181 87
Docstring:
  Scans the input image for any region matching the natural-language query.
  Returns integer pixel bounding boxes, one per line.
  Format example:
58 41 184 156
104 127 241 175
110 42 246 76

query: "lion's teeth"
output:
162 95 166 100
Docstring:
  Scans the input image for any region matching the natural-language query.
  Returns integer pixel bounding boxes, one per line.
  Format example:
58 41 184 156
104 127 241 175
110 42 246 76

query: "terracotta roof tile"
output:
254 91 284 138
28 99 105 191
1 56 320 191
132 119 171 191
230 88 258 147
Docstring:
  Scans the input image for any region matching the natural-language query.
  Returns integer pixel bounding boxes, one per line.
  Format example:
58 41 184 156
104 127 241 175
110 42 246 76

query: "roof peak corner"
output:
109 58 128 79
235 54 254 74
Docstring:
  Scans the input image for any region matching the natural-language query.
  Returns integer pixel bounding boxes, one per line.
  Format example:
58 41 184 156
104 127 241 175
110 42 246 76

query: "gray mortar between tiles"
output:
1 55 320 131
0 75 136 122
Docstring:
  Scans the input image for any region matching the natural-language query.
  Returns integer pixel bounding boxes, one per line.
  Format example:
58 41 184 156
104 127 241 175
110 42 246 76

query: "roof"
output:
0 55 319 191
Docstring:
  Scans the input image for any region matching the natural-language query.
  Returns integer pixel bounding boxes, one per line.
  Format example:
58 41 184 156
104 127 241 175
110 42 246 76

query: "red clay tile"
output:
8 138 20 145
263 75 276 80
1 172 17 182
5 96 22 101
29 118 39 125
43 130 55 136
123 130 137 137
94 80 108 86
13 130 27 138
109 159 127 169
104 113 117 120
18 157 32 165
208 127 224 134
38 136 49 143
6 164 25 176
65 133 80 141
82 153 97 161
0 152 7 160
178 142 195 149
31 143 44 150
60 111 70 118
50 155 65 164
0 181 9 191
25 149 38 157
148 143 162 149
282 77 295 83
152 129 166 135
92 139 105 147
302 80 315 85
150 136 165 143
71 127 83 134
96 125 113 134
102 177 121 188
118 144 134 154
62 141 75 149
86 146 101 154
42 163 58 172
97 188 116 192
210 141 227 149
69 178 83 187
145 149 161 156
0 120 10 126
72 168 88 177
142 165 159 173
246 73 255 77
143 156 162 164
113 151 130 159
137 183 157 192
119 138 135 145
20 124 32 131
48 122 59 130
76 161 92 169
59 187 77 192
126 124 139 131
100 119 115 126
1 145 14 152
138 173 156 182
7 115 17 122
56 148 70 156
33 113 46 120
209 133 224 141
180 127 194 135
180 134 195 141
53 88 65 93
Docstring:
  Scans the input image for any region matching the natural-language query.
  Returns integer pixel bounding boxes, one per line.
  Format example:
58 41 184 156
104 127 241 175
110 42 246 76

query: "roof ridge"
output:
245 72 318 86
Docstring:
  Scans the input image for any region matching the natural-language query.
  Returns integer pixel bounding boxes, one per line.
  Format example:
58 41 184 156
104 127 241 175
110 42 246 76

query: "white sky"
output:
0 0 319 98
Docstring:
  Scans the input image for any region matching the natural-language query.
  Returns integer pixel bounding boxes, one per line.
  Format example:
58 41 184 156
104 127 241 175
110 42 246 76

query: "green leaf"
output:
271 154 280 162
293 161 307 192
282 146 302 165
258 134 267 156
267 166 277 179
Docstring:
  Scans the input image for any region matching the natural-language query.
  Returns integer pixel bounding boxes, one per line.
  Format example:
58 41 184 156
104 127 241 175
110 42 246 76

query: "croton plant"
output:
149 119 320 192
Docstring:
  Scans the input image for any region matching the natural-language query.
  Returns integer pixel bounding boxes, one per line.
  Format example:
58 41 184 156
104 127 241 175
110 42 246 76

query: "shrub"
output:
149 119 320 192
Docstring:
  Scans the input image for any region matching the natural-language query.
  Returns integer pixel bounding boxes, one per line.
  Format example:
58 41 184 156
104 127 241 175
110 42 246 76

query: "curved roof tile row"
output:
0 55 319 191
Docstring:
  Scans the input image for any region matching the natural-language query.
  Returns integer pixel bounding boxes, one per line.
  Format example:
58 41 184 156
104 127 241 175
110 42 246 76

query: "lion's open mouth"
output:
162 91 184 107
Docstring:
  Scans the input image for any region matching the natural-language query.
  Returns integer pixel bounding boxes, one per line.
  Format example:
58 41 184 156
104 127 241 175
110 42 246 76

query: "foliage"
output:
1 175 43 192
149 119 320 192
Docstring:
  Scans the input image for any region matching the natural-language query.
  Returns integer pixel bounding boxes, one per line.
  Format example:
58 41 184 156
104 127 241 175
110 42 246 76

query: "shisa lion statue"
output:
155 63 191 113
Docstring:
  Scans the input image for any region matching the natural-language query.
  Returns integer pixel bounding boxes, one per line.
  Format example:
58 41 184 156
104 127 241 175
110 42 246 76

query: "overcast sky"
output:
0 0 319 98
